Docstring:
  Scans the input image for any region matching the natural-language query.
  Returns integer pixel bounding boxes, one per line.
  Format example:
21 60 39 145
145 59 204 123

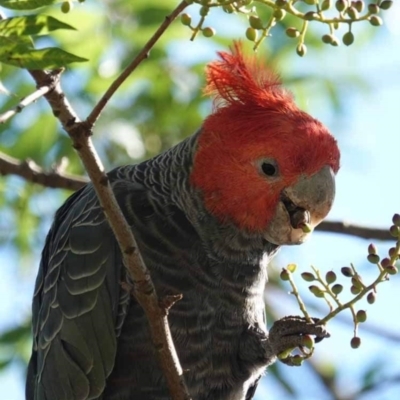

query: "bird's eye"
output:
261 162 277 177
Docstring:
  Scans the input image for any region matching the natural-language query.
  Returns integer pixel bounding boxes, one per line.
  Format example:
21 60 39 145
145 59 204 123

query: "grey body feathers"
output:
27 133 279 400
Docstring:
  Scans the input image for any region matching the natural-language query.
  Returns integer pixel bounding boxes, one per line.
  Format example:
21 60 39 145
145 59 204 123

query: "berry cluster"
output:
279 213 400 363
180 1 394 56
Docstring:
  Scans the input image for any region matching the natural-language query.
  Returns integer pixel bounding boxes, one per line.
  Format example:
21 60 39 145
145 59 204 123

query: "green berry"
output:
356 310 367 323
301 272 315 282
304 0 318 4
389 247 399 259
343 31 354 46
331 284 343 295
286 27 300 38
273 9 286 21
304 11 318 20
380 1 393 10
368 243 378 255
341 267 353 277
381 257 391 268
326 271 337 284
296 43 307 57
367 254 380 264
368 4 380 14
276 0 287 7
200 6 209 17
249 15 263 30
351 336 361 349
291 355 304 366
280 269 290 281
392 213 400 227
61 1 72 13
347 6 359 19
202 27 215 38
367 291 376 304
385 265 398 275
321 0 332 11
390 225 400 237
369 16 383 27
354 1 364 12
322 34 334 44
309 285 324 298
301 334 315 349
180 13 192 26
350 285 361 295
245 27 258 42
223 4 235 13
335 0 348 12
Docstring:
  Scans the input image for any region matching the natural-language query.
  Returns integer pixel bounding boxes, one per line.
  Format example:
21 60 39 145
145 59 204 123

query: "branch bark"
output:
29 68 191 400
24 2 191 398
316 220 393 241
0 151 87 191
0 82 55 124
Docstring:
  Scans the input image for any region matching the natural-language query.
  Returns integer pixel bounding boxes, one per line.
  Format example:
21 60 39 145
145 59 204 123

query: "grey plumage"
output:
27 132 326 400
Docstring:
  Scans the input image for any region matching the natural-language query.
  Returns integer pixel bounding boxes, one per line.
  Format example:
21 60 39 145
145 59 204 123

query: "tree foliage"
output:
0 0 399 399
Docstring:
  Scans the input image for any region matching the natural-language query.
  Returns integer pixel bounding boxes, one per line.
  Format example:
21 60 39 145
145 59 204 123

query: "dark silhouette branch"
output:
316 221 393 241
0 151 87 191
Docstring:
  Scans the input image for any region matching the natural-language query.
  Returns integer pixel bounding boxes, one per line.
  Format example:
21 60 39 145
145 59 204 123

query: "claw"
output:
268 315 330 364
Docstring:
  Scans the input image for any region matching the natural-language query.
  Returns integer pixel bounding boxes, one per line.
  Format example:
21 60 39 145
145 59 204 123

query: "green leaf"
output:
0 35 33 56
0 47 88 69
0 0 56 10
0 15 76 37
0 324 31 344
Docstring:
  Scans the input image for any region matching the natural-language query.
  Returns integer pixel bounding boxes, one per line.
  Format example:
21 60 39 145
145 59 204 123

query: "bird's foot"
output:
268 315 330 366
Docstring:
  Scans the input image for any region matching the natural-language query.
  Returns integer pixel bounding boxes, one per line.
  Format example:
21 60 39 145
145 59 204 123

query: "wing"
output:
26 184 130 400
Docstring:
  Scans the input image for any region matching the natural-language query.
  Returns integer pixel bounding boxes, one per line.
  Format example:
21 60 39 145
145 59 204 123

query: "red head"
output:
190 43 340 245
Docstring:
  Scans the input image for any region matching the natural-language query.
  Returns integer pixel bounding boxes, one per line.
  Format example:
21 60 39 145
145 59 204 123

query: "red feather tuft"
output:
204 41 296 115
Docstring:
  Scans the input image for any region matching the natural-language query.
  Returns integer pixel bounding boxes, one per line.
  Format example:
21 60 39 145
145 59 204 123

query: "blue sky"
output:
1 3 400 399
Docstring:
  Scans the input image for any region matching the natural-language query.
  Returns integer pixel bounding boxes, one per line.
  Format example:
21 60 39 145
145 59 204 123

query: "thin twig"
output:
0 151 87 191
0 84 53 124
86 0 189 127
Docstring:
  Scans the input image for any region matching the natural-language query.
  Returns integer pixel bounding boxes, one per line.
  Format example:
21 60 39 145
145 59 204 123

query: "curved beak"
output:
282 165 336 231
264 165 336 245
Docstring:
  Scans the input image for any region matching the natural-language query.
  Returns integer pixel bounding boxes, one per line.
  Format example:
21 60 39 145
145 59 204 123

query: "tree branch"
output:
86 0 189 127
29 68 191 400
316 221 393 241
0 151 87 191
0 83 55 124
26 2 191 398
